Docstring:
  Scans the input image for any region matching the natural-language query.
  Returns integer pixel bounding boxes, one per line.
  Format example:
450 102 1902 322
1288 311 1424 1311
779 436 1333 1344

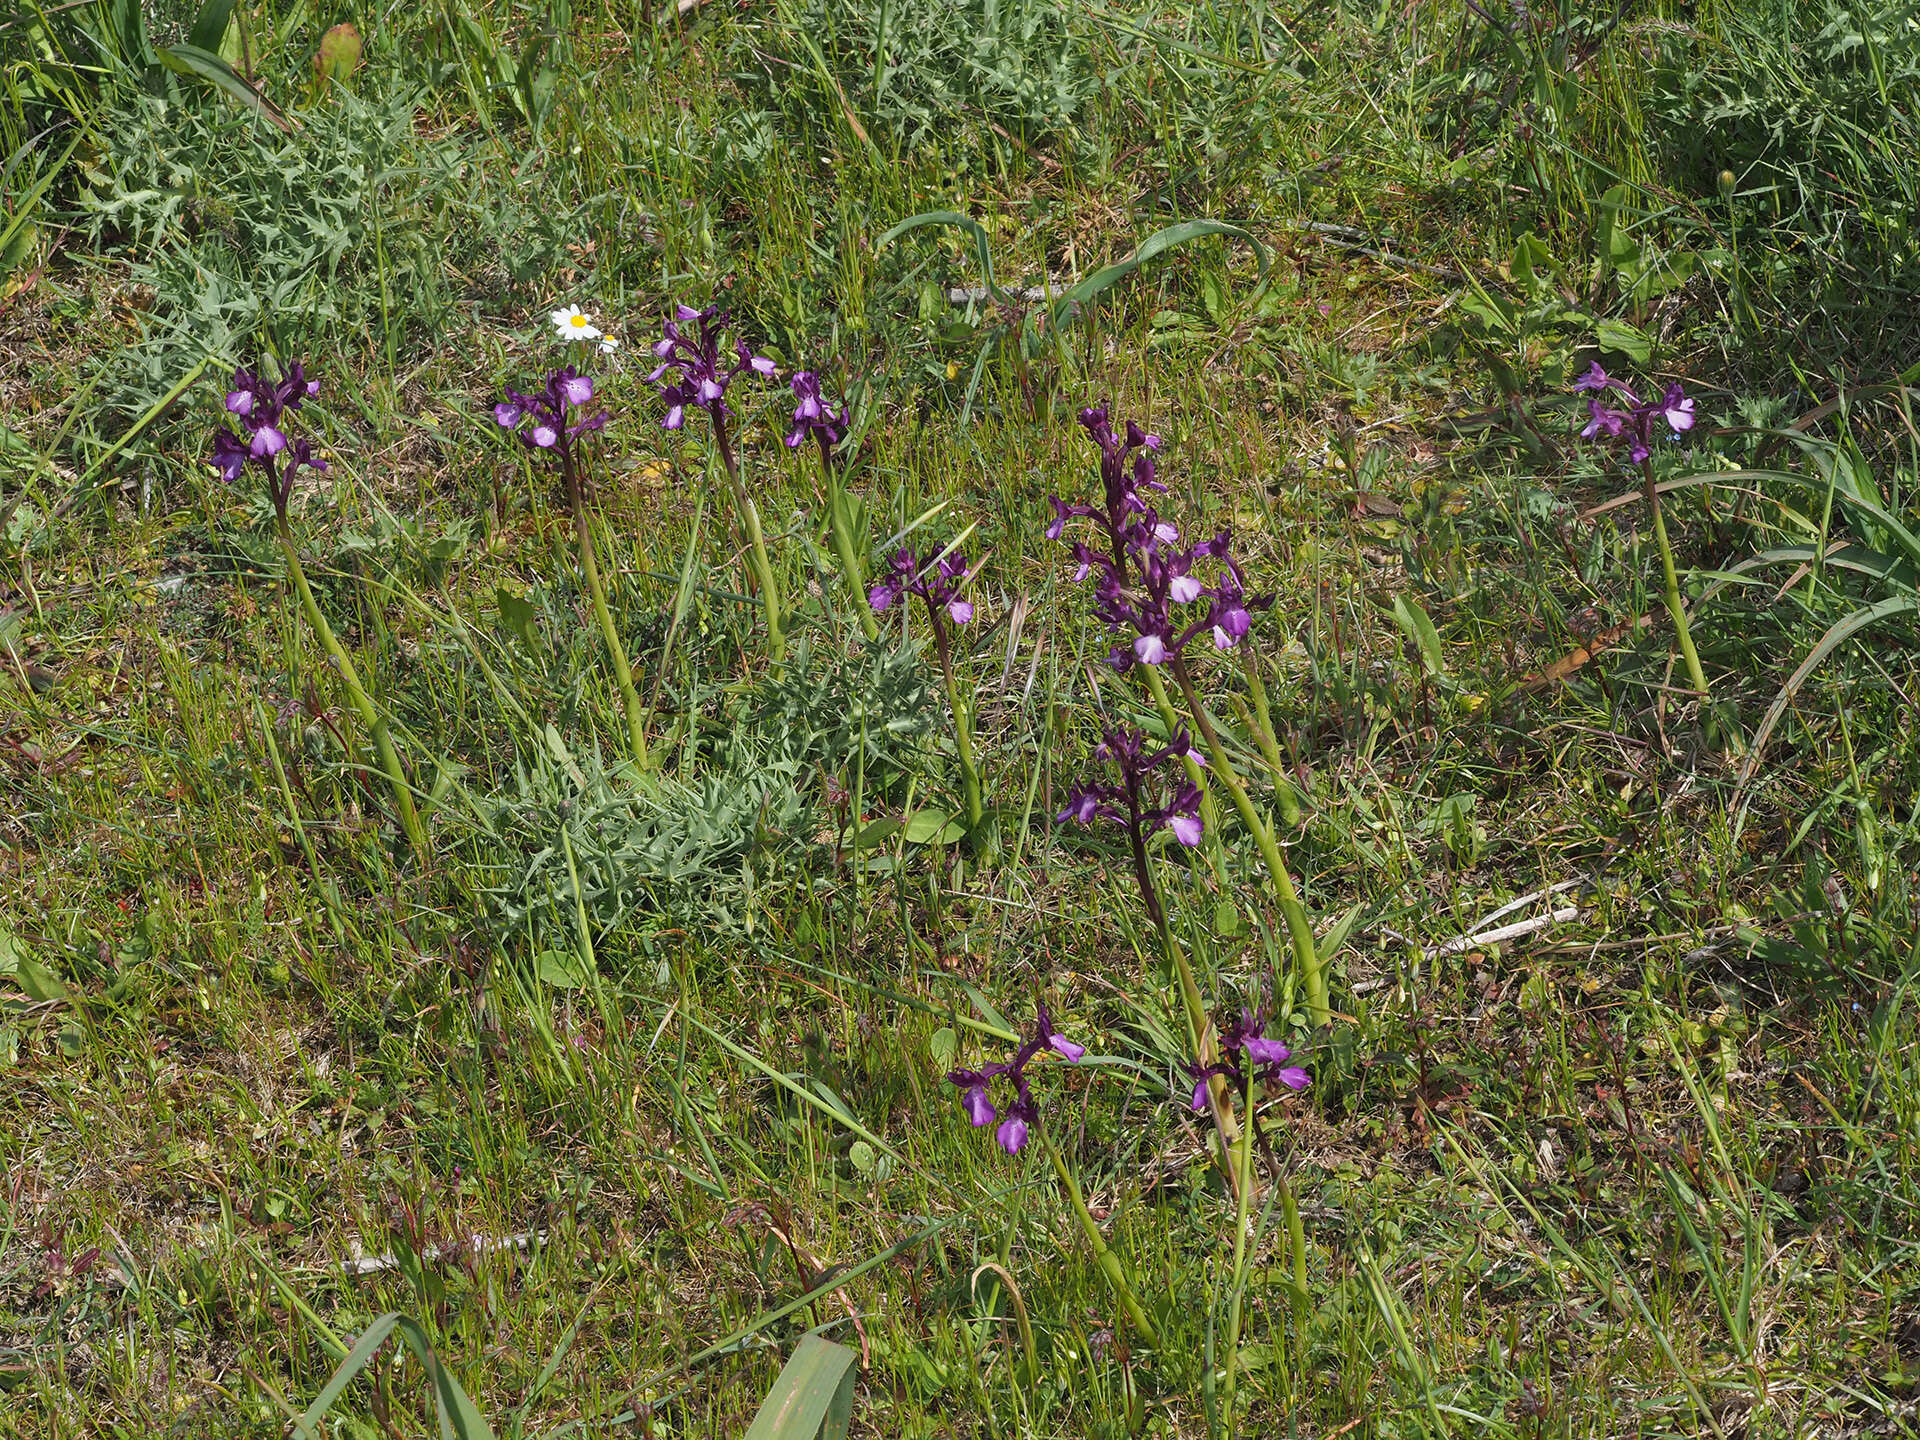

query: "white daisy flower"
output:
598 335 620 354
550 305 602 342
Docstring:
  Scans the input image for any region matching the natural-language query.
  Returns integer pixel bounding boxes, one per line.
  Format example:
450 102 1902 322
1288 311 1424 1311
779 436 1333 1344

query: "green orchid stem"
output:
817 449 878 642
1642 458 1709 699
1170 656 1328 1029
929 615 985 838
1238 642 1302 828
715 424 785 667
1282 1172 1309 1360
1141 664 1232 889
1221 1090 1257 1414
1041 1133 1160 1348
564 455 650 772
274 515 426 862
1147 895 1238 1153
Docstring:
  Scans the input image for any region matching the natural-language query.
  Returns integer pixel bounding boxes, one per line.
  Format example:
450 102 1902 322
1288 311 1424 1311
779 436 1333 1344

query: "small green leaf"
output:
494 588 540 649
57 1022 85 1057
928 1026 958 1069
537 950 591 990
15 954 69 1004
1594 318 1652 364
1213 899 1245 937
312 21 363 93
1390 594 1445 678
156 44 294 132
848 1141 876 1176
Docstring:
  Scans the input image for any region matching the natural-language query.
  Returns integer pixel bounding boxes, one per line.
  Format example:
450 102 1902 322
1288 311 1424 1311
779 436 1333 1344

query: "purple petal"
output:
250 425 287 458
1169 575 1202 604
947 599 974 625
749 355 776 376
494 400 523 428
663 405 684 430
1573 362 1612 393
1190 1078 1211 1113
1134 634 1167 665
531 424 559 447
1243 1036 1292 1065
697 377 724 404
962 1087 995 1127
1273 1066 1311 1091
1169 813 1203 847
1662 385 1695 433
675 303 702 321
995 1116 1029 1154
868 583 894 612
225 390 254 416
1049 1035 1086 1062
560 374 594 406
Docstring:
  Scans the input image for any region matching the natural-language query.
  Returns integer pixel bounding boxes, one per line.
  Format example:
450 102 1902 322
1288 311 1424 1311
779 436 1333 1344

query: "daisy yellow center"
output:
570 316 588 329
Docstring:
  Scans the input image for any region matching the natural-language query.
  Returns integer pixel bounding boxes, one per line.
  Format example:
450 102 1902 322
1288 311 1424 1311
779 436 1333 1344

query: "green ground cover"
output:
5 0 1920 1434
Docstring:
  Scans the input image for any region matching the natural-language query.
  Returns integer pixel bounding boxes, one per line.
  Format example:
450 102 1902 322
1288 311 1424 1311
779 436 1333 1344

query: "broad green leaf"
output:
294 1313 404 1439
1316 902 1363 967
393 1316 497 1440
187 0 236 53
743 1334 857 1440
1593 318 1651 363
156 44 293 131
1508 233 1553 293
1739 595 1920 795
1390 594 1444 678
1058 219 1270 311
876 211 1006 305
903 808 963 844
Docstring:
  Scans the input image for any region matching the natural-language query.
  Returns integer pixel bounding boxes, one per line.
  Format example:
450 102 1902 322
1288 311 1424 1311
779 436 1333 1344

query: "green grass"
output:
5 0 1920 1436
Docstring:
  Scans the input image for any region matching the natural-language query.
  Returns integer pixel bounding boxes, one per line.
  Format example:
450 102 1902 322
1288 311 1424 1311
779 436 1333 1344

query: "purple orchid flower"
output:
1183 1009 1310 1112
494 367 608 456
1058 724 1207 850
1088 520 1271 672
1047 406 1167 579
648 303 776 448
1058 723 1208 936
1574 365 1697 465
785 370 843 462
945 1003 1086 1155
868 546 977 627
209 362 327 519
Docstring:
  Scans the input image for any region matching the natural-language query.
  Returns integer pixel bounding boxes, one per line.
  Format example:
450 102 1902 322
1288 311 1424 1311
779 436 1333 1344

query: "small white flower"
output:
550 305 602 342
598 335 620 354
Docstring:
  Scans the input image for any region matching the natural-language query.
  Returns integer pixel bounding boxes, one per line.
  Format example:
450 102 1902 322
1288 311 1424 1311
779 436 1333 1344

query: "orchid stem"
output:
565 458 650 772
715 427 785 666
819 451 879 642
1221 1088 1258 1415
931 618 986 840
274 517 426 863
1141 664 1231 888
1170 657 1328 1028
1041 1133 1160 1348
1238 642 1302 828
1642 458 1709 699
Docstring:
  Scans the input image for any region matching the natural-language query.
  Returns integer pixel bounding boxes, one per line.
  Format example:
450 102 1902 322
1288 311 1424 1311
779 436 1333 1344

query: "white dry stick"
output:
1424 906 1579 961
341 1230 544 1277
